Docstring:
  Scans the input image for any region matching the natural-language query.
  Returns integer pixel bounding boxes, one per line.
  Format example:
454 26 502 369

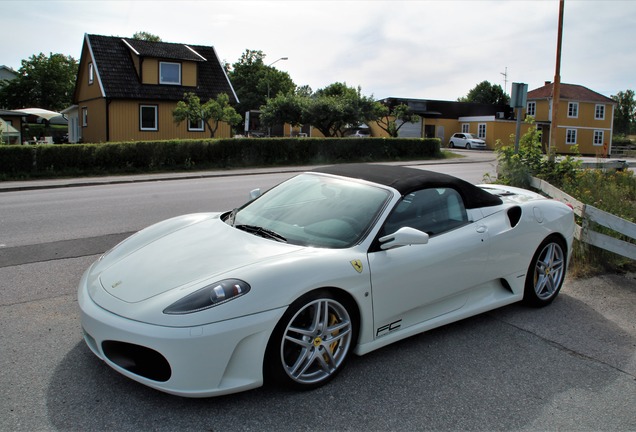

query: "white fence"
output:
530 177 636 260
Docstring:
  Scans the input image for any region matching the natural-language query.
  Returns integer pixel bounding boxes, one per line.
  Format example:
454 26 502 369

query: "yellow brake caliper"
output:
324 313 340 362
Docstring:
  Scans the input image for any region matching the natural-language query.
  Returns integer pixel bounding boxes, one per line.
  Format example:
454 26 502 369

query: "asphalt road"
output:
1 153 635 431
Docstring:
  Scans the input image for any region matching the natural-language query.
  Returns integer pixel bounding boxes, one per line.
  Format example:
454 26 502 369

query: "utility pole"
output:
549 0 565 159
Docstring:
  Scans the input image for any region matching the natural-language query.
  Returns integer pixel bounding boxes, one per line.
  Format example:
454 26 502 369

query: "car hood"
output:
96 213 302 303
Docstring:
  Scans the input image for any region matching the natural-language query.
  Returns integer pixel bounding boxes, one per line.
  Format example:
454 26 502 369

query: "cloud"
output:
3 0 635 101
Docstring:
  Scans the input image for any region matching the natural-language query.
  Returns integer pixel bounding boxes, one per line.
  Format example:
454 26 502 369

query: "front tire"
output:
466 143 471 150
449 141 454 148
265 290 356 390
523 236 567 307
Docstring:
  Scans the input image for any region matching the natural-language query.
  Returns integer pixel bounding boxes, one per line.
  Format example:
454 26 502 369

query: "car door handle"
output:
476 225 487 233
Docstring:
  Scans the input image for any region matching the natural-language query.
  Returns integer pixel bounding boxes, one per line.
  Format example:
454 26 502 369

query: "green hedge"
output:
0 137 442 179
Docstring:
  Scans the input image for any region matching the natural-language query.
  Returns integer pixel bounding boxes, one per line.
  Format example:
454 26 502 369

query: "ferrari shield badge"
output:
350 259 363 273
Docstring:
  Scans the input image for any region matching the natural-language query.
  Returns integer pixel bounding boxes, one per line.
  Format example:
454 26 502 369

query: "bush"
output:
612 134 634 147
563 169 636 276
492 120 636 276
494 119 581 188
0 137 442 180
0 145 34 178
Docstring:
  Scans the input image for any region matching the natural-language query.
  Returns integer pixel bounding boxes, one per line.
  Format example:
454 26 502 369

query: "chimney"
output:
544 81 552 86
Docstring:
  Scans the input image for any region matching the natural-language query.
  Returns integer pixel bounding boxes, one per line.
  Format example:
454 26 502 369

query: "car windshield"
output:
464 133 477 139
228 173 392 248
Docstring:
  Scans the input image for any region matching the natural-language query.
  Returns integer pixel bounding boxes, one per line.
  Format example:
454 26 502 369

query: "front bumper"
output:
78 271 285 398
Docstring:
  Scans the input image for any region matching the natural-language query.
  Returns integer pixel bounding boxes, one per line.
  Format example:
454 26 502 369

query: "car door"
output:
459 134 469 148
367 187 491 337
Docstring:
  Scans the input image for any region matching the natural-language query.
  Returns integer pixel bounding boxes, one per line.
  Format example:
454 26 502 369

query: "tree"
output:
375 103 420 137
304 83 380 137
612 89 636 135
260 82 383 137
173 92 242 138
458 80 510 105
0 53 78 111
227 50 295 118
259 93 306 129
132 31 162 42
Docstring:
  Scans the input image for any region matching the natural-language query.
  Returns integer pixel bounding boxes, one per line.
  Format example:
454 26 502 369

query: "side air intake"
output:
507 206 522 227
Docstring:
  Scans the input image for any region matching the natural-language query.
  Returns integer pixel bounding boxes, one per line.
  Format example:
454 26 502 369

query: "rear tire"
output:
264 290 357 390
466 143 471 150
449 142 454 148
523 236 567 307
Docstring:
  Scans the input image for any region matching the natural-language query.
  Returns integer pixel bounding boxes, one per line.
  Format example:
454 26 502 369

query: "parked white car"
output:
78 164 574 397
345 128 371 138
449 133 486 149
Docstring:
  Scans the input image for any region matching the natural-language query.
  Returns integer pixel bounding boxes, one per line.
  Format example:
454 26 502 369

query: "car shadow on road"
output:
46 291 635 431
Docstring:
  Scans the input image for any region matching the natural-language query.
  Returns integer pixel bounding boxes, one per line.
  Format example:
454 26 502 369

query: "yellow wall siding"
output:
106 100 232 142
491 121 527 148
428 118 459 144
140 59 197 86
81 99 108 143
182 63 197 87
76 45 103 101
142 59 159 84
528 100 551 121
554 126 608 155
525 97 615 154
309 127 326 138
368 122 389 138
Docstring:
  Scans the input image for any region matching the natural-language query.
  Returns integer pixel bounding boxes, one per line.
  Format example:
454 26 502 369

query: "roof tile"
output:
84 34 236 103
528 82 614 104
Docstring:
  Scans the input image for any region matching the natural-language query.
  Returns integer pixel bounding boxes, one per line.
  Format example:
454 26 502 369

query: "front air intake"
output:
102 341 171 382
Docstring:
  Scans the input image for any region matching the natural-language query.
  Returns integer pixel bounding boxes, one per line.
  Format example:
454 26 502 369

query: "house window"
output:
477 123 486 139
88 62 94 85
566 128 577 145
188 118 205 132
593 130 604 146
526 101 536 117
140 105 158 131
160 62 181 85
461 123 469 133
568 102 579 118
82 107 88 127
595 104 605 120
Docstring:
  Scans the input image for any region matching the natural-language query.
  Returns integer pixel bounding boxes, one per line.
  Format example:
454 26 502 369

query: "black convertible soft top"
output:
313 164 503 209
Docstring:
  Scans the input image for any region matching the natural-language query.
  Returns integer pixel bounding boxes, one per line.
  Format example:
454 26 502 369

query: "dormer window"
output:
160 62 181 85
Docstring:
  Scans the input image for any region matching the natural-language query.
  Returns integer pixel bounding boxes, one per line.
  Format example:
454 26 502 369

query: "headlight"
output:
163 279 251 315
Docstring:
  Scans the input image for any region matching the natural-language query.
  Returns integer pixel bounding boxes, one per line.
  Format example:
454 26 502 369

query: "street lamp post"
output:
266 57 288 136
266 57 288 99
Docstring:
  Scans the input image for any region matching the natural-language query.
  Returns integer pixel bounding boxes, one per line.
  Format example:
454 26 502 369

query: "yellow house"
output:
69 34 238 143
373 98 519 149
525 82 616 155
376 84 615 156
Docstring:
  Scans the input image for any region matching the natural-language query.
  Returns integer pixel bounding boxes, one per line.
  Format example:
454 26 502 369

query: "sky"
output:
3 0 635 101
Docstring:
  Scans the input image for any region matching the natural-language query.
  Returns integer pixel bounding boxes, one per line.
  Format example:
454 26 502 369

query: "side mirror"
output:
249 188 261 201
379 227 429 250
